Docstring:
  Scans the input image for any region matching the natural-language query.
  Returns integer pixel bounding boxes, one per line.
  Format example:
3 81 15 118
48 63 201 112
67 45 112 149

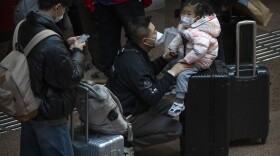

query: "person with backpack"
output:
106 16 189 155
12 0 86 155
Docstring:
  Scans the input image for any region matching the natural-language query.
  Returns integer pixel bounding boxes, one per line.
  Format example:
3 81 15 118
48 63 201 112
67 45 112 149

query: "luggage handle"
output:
70 84 89 150
236 20 257 77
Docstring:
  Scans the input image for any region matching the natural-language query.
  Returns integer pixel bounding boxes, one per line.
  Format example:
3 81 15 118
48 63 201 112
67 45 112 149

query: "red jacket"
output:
84 0 152 11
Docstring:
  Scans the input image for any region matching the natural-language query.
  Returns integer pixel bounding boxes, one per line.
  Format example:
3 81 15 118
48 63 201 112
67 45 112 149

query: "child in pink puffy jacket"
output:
167 0 221 115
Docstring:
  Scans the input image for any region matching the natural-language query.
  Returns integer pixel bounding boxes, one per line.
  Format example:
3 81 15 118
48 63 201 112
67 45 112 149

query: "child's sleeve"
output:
184 32 210 64
168 34 183 52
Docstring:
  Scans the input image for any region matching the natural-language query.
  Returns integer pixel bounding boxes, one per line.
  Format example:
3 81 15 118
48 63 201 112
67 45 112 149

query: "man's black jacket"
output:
106 43 175 115
15 12 85 120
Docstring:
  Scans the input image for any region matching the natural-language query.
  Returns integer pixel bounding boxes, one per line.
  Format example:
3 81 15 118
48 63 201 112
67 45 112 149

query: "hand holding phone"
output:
70 34 90 49
76 34 90 44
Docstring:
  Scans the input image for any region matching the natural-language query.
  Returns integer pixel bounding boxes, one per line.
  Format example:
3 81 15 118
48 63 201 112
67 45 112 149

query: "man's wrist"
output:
167 70 176 77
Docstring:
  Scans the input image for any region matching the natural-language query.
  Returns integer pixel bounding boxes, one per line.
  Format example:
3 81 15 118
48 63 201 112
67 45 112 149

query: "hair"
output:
38 0 73 10
181 0 215 17
127 16 152 44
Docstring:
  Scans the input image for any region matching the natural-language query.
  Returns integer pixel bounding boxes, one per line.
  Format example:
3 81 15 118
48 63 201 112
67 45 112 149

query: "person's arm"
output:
120 53 175 106
150 56 169 75
43 36 85 89
168 34 183 53
183 31 210 64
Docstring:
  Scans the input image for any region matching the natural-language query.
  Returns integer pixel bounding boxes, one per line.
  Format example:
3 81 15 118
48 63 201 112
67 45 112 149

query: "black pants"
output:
127 99 182 148
93 0 145 77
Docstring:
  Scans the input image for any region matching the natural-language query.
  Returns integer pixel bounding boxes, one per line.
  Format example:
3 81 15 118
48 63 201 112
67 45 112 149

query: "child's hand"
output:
178 58 187 64
177 59 194 68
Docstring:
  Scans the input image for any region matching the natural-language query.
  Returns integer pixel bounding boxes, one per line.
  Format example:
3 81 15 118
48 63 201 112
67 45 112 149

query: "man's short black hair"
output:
38 0 73 10
127 16 152 44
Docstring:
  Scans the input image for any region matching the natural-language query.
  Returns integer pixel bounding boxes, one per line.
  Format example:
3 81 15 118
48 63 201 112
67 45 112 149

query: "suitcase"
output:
228 21 270 144
220 11 250 64
71 83 124 156
180 60 230 156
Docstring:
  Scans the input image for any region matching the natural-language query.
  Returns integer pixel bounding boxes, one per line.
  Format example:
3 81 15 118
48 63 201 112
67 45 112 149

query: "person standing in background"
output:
92 0 145 77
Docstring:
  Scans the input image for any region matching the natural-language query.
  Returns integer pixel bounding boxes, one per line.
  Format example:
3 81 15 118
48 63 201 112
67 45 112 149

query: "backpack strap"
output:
12 20 25 50
24 30 59 56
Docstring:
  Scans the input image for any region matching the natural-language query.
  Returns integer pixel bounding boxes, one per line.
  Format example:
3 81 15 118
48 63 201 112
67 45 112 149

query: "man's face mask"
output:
143 31 164 47
181 16 196 26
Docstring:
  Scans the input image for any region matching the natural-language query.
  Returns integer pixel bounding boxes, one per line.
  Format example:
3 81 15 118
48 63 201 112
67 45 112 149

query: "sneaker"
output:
168 101 185 117
124 147 134 156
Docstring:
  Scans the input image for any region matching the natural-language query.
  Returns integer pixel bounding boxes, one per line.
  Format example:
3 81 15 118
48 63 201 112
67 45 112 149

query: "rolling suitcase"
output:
228 21 270 144
220 11 250 64
71 83 124 156
180 60 230 156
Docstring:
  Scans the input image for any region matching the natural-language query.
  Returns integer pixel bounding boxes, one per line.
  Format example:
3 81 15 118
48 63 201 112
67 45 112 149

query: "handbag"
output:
234 0 273 26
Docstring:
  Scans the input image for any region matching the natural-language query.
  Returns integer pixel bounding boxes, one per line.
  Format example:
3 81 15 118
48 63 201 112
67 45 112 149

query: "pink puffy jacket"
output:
169 14 221 69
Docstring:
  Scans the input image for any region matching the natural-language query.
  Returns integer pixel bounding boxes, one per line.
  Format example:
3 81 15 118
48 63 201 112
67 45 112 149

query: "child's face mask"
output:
181 16 196 26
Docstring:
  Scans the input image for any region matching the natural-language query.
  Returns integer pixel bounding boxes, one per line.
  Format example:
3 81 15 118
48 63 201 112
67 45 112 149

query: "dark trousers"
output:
127 99 182 148
20 120 73 156
93 0 145 77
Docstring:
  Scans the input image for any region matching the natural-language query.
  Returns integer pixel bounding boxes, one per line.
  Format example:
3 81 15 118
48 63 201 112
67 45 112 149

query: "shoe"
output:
124 147 134 156
168 101 185 117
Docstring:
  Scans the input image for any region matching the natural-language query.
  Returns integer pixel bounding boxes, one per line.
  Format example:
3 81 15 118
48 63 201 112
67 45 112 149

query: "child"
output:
168 0 221 116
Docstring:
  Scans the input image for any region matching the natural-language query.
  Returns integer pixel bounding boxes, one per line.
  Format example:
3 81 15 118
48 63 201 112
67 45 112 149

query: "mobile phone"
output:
76 34 90 44
70 34 90 49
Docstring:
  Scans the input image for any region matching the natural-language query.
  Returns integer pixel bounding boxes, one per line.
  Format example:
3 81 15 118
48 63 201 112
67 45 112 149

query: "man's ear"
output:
54 3 62 11
142 38 147 44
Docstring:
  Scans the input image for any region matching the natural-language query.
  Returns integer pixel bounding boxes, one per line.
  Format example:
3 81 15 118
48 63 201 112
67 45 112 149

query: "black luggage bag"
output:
220 12 250 64
180 60 230 156
228 21 270 144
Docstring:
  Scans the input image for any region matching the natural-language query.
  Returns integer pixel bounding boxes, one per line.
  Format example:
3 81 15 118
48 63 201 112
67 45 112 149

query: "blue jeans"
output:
20 119 73 156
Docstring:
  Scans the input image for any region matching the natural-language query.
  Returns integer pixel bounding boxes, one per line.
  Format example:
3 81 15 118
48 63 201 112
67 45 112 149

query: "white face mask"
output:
181 16 196 26
144 31 164 47
55 14 63 22
55 6 64 22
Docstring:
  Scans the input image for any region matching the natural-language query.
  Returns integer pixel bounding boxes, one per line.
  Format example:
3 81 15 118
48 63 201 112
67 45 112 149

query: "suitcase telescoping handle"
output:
70 84 89 150
236 20 257 77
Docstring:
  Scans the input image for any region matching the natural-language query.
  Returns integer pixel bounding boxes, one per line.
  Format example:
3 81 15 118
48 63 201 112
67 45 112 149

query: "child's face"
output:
181 5 197 19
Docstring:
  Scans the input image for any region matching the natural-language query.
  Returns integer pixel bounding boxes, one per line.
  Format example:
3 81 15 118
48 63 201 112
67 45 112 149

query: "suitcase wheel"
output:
260 138 267 144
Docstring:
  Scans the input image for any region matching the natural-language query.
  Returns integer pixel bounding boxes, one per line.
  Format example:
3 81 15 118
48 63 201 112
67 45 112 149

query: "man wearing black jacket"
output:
16 0 86 155
106 16 189 152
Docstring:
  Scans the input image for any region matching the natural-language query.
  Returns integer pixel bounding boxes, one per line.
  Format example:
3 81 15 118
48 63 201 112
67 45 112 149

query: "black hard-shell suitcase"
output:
228 21 269 144
180 60 230 156
220 12 250 64
70 83 124 156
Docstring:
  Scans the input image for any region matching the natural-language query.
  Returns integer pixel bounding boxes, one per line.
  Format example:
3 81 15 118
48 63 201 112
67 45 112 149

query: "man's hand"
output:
67 36 86 51
67 36 79 45
162 51 178 61
169 62 192 76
